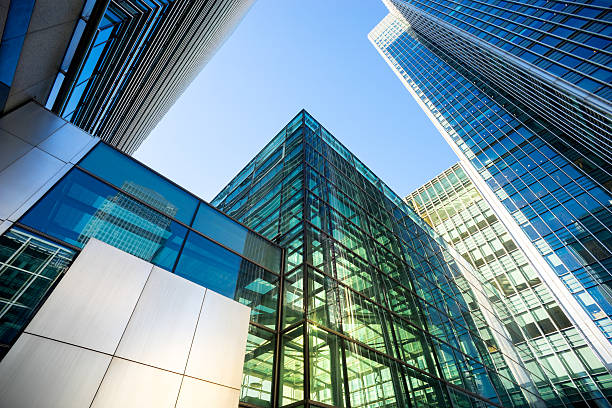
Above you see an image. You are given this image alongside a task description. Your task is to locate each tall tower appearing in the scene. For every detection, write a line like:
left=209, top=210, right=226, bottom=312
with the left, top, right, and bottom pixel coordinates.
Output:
left=408, top=162, right=612, bottom=406
left=369, top=0, right=612, bottom=378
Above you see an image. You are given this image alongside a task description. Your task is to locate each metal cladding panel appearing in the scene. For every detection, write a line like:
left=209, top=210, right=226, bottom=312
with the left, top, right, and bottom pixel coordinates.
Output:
left=0, top=333, right=111, bottom=408
left=176, top=376, right=240, bottom=408
left=90, top=358, right=183, bottom=408
left=0, top=103, right=98, bottom=225
left=0, top=102, right=66, bottom=145
left=37, top=123, right=96, bottom=162
left=0, top=129, right=30, bottom=172
left=0, top=146, right=65, bottom=220
left=185, top=290, right=251, bottom=389
left=116, top=266, right=206, bottom=374
left=25, top=239, right=153, bottom=354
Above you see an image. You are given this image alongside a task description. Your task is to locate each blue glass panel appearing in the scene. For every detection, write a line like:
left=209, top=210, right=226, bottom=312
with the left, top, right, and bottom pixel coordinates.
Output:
left=174, top=231, right=279, bottom=325
left=193, top=203, right=281, bottom=273
left=78, top=143, right=198, bottom=223
left=1, top=0, right=35, bottom=40
left=19, top=169, right=186, bottom=270
left=174, top=231, right=242, bottom=298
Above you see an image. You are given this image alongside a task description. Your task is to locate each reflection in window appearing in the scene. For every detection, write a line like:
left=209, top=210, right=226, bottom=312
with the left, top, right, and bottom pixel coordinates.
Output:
left=78, top=143, right=198, bottom=223
left=19, top=169, right=186, bottom=271
left=241, top=325, right=275, bottom=407
left=193, top=203, right=281, bottom=273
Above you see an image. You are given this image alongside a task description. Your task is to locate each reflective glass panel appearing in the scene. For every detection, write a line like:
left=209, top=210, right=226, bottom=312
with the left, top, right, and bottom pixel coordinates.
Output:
left=192, top=203, right=281, bottom=273
left=78, top=143, right=198, bottom=223
left=19, top=169, right=186, bottom=270
left=241, top=325, right=275, bottom=407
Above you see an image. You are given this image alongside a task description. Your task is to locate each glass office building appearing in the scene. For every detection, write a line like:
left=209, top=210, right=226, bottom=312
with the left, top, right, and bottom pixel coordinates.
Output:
left=370, top=2, right=612, bottom=352
left=0, top=140, right=282, bottom=366
left=407, top=162, right=611, bottom=406
left=0, top=0, right=253, bottom=153
left=210, top=110, right=583, bottom=408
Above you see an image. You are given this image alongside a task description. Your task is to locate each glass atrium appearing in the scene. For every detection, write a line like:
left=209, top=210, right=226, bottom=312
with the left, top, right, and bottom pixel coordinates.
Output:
left=213, top=110, right=554, bottom=408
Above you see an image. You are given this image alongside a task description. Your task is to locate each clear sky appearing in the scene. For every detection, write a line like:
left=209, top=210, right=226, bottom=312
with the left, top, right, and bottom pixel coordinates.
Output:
left=134, top=0, right=457, bottom=201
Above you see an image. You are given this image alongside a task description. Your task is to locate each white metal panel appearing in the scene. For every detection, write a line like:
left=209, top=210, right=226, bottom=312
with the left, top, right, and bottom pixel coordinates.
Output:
left=185, top=290, right=250, bottom=389
left=116, top=266, right=205, bottom=373
left=0, top=102, right=65, bottom=145
left=0, top=219, right=12, bottom=235
left=69, top=137, right=99, bottom=164
left=91, top=357, right=182, bottom=408
left=0, top=146, right=64, bottom=220
left=0, top=129, right=31, bottom=172
left=25, top=239, right=152, bottom=354
left=6, top=161, right=72, bottom=222
left=0, top=333, right=111, bottom=408
left=37, top=123, right=95, bottom=162
left=175, top=377, right=240, bottom=408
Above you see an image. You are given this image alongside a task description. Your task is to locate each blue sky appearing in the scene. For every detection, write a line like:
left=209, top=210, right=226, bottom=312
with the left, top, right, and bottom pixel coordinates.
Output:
left=135, top=0, right=456, bottom=201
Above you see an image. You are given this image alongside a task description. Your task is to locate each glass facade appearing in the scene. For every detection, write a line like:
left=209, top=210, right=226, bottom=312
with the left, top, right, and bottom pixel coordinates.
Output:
left=382, top=0, right=611, bottom=170
left=385, top=0, right=611, bottom=98
left=211, top=110, right=567, bottom=407
left=0, top=141, right=281, bottom=361
left=0, top=228, right=76, bottom=356
left=407, top=163, right=611, bottom=406
left=370, top=8, right=612, bottom=348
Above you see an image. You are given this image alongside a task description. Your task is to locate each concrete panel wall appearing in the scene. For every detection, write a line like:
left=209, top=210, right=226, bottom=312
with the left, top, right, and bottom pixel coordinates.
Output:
left=0, top=102, right=97, bottom=235
left=0, top=238, right=251, bottom=408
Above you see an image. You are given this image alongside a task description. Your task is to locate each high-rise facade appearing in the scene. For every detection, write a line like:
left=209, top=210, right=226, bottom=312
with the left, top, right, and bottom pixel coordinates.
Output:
left=0, top=0, right=253, bottom=153
left=408, top=162, right=612, bottom=406
left=210, top=109, right=602, bottom=408
left=369, top=0, right=612, bottom=367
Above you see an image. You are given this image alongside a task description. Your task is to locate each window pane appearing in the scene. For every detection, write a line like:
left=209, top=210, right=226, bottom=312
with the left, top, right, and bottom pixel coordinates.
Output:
left=174, top=230, right=279, bottom=318
left=279, top=326, right=305, bottom=406
left=241, top=325, right=275, bottom=407
left=19, top=169, right=186, bottom=270
left=0, top=228, right=76, bottom=355
left=174, top=231, right=242, bottom=298
left=78, top=143, right=198, bottom=223
left=193, top=202, right=281, bottom=273
left=309, top=325, right=346, bottom=406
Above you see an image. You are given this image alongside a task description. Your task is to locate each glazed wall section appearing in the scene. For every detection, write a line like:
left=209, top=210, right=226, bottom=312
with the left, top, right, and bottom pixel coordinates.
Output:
left=407, top=163, right=612, bottom=406
left=212, top=111, right=551, bottom=408
left=369, top=12, right=612, bottom=350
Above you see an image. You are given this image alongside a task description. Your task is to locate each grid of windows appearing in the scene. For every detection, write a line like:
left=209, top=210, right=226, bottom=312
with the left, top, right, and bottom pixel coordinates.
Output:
left=0, top=228, right=76, bottom=357
left=212, top=111, right=557, bottom=408
left=384, top=0, right=611, bottom=175
left=407, top=163, right=611, bottom=406
left=388, top=0, right=612, bottom=98
left=370, top=13, right=612, bottom=347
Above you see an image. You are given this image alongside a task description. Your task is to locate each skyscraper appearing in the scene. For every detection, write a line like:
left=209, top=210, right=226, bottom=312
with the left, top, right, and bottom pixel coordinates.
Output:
left=212, top=109, right=589, bottom=407
left=0, top=0, right=253, bottom=153
left=408, top=162, right=611, bottom=406
left=370, top=0, right=612, bottom=369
